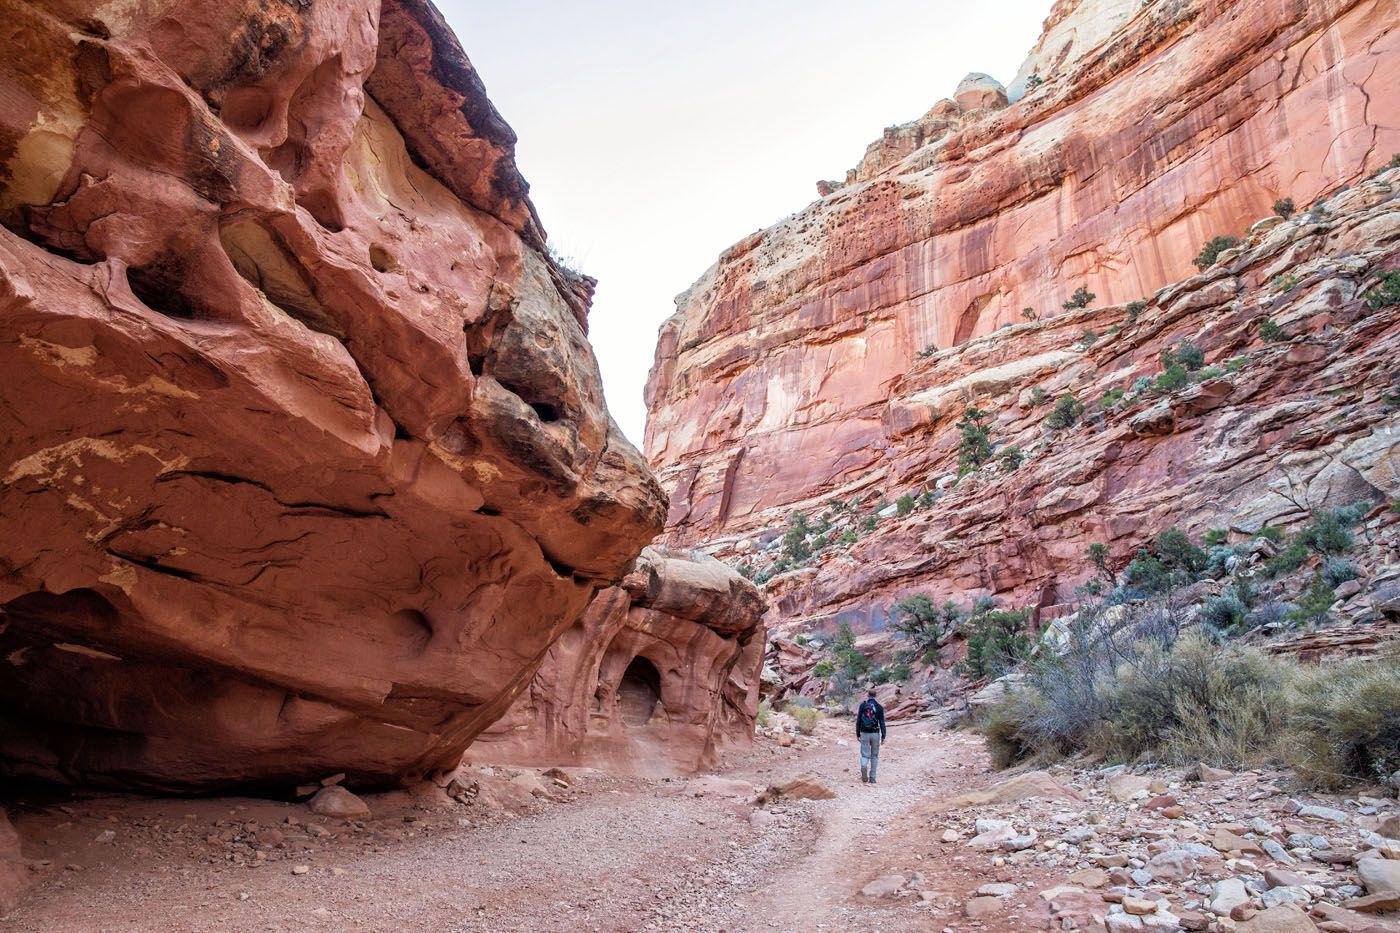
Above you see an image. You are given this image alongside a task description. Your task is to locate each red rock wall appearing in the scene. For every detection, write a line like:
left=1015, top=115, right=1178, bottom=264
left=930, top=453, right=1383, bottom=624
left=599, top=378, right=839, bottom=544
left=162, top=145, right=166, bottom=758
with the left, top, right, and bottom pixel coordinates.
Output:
left=477, top=547, right=766, bottom=775
left=646, top=0, right=1400, bottom=546
left=0, top=0, right=664, bottom=792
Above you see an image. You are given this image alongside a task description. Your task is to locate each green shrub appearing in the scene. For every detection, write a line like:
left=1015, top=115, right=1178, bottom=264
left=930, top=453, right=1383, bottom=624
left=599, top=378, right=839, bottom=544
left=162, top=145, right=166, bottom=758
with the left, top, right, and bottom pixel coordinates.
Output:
left=1079, top=328, right=1099, bottom=348
left=1125, top=300, right=1148, bottom=322
left=756, top=699, right=772, bottom=728
left=889, top=594, right=961, bottom=659
left=832, top=621, right=871, bottom=678
left=1200, top=591, right=1249, bottom=631
left=999, top=446, right=1024, bottom=473
left=1025, top=74, right=1044, bottom=90
left=957, top=406, right=994, bottom=472
left=1302, top=502, right=1369, bottom=555
left=791, top=705, right=822, bottom=735
left=1385, top=375, right=1400, bottom=410
left=783, top=513, right=812, bottom=563
left=961, top=607, right=1031, bottom=680
left=896, top=494, right=915, bottom=516
left=1273, top=197, right=1295, bottom=219
left=1063, top=286, right=1096, bottom=310
left=836, top=530, right=858, bottom=546
left=1272, top=273, right=1299, bottom=292
left=1029, top=386, right=1048, bottom=407
left=1122, top=528, right=1207, bottom=594
left=812, top=660, right=834, bottom=678
left=917, top=343, right=940, bottom=359
left=862, top=515, right=877, bottom=533
left=916, top=491, right=936, bottom=509
left=1021, top=306, right=1039, bottom=322
left=1164, top=342, right=1206, bottom=372
left=1193, top=235, right=1242, bottom=271
left=1365, top=271, right=1400, bottom=310
left=1203, top=528, right=1229, bottom=547
left=1154, top=363, right=1189, bottom=393
left=1100, top=389, right=1125, bottom=408
left=1044, top=393, right=1084, bottom=430
left=1287, top=643, right=1400, bottom=788
left=1258, top=318, right=1288, bottom=342
left=1286, top=574, right=1337, bottom=628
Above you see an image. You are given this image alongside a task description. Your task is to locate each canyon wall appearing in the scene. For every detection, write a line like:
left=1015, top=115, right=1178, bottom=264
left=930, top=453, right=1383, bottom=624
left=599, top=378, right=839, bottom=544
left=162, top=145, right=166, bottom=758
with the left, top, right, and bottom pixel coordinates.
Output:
left=0, top=0, right=668, bottom=792
left=478, top=547, right=766, bottom=775
left=646, top=0, right=1400, bottom=553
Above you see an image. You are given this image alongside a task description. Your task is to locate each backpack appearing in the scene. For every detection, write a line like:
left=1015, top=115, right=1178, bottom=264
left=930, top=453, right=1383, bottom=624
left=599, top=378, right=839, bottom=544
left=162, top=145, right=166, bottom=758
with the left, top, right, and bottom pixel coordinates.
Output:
left=857, top=699, right=880, bottom=733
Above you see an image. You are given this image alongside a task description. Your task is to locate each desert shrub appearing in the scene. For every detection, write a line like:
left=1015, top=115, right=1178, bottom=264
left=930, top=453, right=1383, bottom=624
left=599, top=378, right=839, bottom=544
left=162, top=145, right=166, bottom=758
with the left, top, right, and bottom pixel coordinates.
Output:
left=1154, top=363, right=1189, bottom=393
left=1200, top=590, right=1249, bottom=632
left=794, top=633, right=812, bottom=646
left=957, top=407, right=993, bottom=472
left=1364, top=271, right=1400, bottom=310
left=1193, top=235, right=1241, bottom=271
left=832, top=621, right=871, bottom=678
left=1079, top=328, right=1099, bottom=348
left=984, top=603, right=1294, bottom=768
left=835, top=530, right=858, bottom=546
left=1287, top=643, right=1400, bottom=787
left=1258, top=318, right=1288, bottom=342
left=1100, top=389, right=1125, bottom=408
left=961, top=607, right=1032, bottom=679
left=917, top=490, right=936, bottom=509
left=1203, top=527, right=1229, bottom=547
left=1022, top=306, right=1039, bottom=321
left=1285, top=574, right=1337, bottom=628
left=783, top=513, right=812, bottom=563
left=811, top=660, right=834, bottom=678
left=1322, top=557, right=1358, bottom=588
left=1063, top=286, right=1096, bottom=310
left=861, top=515, right=877, bottom=533
left=1162, top=342, right=1205, bottom=372
left=896, top=494, right=915, bottom=516
left=1044, top=393, right=1085, bottom=430
left=1131, top=376, right=1153, bottom=395
left=1122, top=528, right=1207, bottom=594
left=1273, top=197, right=1295, bottom=219
left=917, top=343, right=940, bottom=359
left=791, top=705, right=822, bottom=735
left=1125, top=299, right=1148, bottom=322
left=1272, top=273, right=1299, bottom=292
left=756, top=699, right=772, bottom=728
left=1385, top=376, right=1400, bottom=410
left=1025, top=74, right=1044, bottom=90
left=871, top=659, right=914, bottom=685
left=1301, top=502, right=1369, bottom=555
left=999, top=446, right=1024, bottom=473
left=889, top=594, right=960, bottom=659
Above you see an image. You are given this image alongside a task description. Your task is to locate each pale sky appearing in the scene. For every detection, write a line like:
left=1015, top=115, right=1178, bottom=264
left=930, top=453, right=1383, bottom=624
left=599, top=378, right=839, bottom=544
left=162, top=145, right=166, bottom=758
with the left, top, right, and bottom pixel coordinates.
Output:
left=446, top=1, right=1051, bottom=445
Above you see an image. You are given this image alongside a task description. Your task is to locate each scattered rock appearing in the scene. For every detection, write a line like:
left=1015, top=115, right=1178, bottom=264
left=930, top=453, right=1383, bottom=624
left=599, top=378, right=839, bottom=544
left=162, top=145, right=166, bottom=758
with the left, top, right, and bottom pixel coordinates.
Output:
left=861, top=874, right=906, bottom=898
left=964, top=895, right=1008, bottom=918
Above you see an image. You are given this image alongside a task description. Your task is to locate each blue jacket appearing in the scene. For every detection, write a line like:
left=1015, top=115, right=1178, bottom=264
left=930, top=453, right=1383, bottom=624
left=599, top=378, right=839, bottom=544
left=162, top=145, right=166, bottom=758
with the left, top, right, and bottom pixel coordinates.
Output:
left=855, top=698, right=886, bottom=739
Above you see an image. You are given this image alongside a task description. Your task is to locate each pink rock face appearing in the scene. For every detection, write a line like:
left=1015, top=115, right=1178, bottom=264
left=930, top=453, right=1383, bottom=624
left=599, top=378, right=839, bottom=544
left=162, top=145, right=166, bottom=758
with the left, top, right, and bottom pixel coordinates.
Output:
left=0, top=0, right=664, bottom=792
left=477, top=548, right=766, bottom=776
left=646, top=0, right=1400, bottom=547
left=680, top=169, right=1400, bottom=632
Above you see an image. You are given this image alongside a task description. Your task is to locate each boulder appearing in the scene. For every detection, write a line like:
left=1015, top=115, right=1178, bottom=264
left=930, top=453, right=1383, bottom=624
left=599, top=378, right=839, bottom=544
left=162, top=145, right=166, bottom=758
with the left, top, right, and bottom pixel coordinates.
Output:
left=953, top=72, right=1009, bottom=111
left=861, top=874, right=906, bottom=898
left=1234, top=905, right=1320, bottom=932
left=945, top=770, right=1083, bottom=808
left=308, top=786, right=371, bottom=820
left=0, top=0, right=665, bottom=792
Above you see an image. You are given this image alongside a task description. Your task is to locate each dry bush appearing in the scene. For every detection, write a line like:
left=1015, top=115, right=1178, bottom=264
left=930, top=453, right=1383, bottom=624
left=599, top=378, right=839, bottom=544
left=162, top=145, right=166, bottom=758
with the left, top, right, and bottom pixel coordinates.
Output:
left=1286, top=643, right=1400, bottom=788
left=790, top=705, right=822, bottom=735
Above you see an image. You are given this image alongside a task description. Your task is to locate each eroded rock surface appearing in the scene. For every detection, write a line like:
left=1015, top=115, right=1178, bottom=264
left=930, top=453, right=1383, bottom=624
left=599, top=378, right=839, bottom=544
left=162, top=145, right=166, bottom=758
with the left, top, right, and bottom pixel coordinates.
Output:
left=478, top=547, right=765, bottom=775
left=647, top=0, right=1400, bottom=549
left=0, top=0, right=664, bottom=792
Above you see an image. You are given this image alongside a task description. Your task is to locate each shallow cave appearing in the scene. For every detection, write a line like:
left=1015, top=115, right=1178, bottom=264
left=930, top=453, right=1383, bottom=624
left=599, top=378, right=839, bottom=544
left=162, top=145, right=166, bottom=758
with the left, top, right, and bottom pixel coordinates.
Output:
left=616, top=656, right=662, bottom=728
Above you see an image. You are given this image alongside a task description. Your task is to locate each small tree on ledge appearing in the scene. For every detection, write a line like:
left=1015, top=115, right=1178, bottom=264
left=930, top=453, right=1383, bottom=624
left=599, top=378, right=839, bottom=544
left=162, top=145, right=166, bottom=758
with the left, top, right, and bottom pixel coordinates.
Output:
left=1063, top=287, right=1096, bottom=310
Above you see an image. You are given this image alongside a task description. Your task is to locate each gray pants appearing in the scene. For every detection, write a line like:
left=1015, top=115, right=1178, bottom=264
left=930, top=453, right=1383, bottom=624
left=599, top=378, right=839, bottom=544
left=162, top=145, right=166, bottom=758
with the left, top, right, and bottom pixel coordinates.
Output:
left=859, top=731, right=881, bottom=780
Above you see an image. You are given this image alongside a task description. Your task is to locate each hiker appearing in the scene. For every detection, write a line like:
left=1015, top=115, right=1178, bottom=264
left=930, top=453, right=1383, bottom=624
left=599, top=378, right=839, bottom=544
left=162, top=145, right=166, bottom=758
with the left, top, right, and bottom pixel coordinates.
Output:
left=855, top=687, right=887, bottom=784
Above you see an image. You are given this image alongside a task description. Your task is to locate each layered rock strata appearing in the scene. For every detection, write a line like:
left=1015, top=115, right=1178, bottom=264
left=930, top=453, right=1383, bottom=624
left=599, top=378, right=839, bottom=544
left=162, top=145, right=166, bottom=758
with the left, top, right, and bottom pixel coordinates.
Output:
left=478, top=547, right=766, bottom=775
left=647, top=0, right=1400, bottom=551
left=0, top=0, right=665, bottom=792
left=718, top=168, right=1400, bottom=631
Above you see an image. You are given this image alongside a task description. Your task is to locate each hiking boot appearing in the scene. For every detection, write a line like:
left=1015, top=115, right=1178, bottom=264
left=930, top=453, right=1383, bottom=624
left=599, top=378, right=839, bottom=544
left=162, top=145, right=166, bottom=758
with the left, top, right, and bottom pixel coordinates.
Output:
left=860, top=767, right=868, bottom=783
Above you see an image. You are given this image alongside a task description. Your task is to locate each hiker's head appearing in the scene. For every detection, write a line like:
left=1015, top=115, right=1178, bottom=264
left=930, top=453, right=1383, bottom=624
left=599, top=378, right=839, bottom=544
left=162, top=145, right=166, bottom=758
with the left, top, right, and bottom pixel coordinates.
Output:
left=867, top=688, right=877, bottom=698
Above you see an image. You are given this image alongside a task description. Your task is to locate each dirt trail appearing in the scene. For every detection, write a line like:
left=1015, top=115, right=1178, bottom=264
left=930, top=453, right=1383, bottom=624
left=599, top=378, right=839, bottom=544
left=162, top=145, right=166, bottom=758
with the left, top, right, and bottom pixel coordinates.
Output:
left=3, top=719, right=997, bottom=932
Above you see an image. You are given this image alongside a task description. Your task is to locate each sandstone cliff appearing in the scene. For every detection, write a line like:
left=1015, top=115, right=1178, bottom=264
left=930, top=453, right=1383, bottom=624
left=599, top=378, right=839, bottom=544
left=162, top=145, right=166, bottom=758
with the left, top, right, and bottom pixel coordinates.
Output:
left=0, top=0, right=666, bottom=792
left=647, top=0, right=1399, bottom=550
left=478, top=547, right=766, bottom=775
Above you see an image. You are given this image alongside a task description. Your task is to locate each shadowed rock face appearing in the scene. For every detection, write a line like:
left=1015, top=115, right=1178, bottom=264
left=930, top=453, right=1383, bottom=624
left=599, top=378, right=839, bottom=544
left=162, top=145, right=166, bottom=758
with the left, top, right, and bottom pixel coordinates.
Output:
left=646, top=0, right=1400, bottom=547
left=0, top=0, right=665, bottom=792
left=477, top=548, right=766, bottom=776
